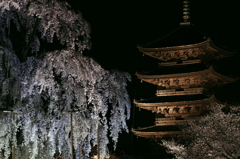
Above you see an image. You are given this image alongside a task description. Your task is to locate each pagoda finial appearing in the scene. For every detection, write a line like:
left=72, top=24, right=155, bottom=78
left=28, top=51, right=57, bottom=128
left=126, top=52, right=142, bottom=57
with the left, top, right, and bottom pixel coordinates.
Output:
left=180, top=0, right=191, bottom=26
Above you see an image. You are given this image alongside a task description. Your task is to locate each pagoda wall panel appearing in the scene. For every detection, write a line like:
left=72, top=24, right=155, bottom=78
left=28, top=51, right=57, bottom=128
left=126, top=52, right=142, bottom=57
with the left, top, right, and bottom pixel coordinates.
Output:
left=142, top=47, right=205, bottom=61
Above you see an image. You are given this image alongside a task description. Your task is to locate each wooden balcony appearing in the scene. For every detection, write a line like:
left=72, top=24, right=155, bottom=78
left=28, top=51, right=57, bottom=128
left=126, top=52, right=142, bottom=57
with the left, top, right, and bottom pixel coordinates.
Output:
left=155, top=117, right=198, bottom=126
left=158, top=59, right=201, bottom=67
left=156, top=87, right=204, bottom=96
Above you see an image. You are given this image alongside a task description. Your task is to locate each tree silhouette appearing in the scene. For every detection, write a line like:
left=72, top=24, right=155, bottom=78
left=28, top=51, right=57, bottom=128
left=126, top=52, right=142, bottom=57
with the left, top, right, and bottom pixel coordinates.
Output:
left=0, top=0, right=131, bottom=158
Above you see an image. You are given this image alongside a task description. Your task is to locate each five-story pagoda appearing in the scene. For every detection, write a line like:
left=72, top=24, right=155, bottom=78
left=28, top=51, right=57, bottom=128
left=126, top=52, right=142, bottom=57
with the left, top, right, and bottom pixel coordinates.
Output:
left=132, top=0, right=237, bottom=139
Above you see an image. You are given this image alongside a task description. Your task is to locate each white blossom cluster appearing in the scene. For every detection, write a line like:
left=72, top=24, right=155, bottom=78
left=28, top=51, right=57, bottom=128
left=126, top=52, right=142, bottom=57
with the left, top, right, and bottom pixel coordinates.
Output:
left=162, top=103, right=240, bottom=159
left=0, top=0, right=91, bottom=54
left=0, top=1, right=131, bottom=159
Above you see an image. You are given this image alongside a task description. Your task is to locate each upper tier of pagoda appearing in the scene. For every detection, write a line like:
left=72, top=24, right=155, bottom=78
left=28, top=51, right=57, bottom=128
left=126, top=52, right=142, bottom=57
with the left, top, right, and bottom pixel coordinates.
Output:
left=137, top=25, right=235, bottom=61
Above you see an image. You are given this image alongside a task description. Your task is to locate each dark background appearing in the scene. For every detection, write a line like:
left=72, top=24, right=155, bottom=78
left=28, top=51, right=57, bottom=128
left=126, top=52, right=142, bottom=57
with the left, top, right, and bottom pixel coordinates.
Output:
left=66, top=1, right=240, bottom=158
left=71, top=0, right=239, bottom=72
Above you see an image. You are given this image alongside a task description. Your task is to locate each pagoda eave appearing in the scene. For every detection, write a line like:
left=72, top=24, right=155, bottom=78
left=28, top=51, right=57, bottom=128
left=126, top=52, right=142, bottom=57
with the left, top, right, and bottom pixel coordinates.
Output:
left=134, top=95, right=214, bottom=106
left=132, top=127, right=182, bottom=139
left=207, top=40, right=236, bottom=56
left=137, top=38, right=235, bottom=61
left=138, top=38, right=209, bottom=52
left=136, top=67, right=210, bottom=79
left=136, top=66, right=236, bottom=87
left=134, top=95, right=216, bottom=113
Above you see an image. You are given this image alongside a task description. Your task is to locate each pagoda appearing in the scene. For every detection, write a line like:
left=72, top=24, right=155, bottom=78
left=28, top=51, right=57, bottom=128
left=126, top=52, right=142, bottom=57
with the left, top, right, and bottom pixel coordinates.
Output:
left=132, top=0, right=237, bottom=139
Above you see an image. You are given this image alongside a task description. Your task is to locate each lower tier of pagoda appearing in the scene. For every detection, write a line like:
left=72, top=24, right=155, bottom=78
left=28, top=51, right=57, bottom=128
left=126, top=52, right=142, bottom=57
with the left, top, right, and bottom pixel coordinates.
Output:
left=132, top=116, right=208, bottom=139
left=134, top=94, right=217, bottom=115
left=132, top=95, right=226, bottom=139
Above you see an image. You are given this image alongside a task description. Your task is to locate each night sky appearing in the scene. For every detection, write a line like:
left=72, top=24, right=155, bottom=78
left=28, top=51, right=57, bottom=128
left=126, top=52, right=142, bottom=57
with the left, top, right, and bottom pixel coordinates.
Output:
left=67, top=0, right=239, bottom=72
left=67, top=0, right=239, bottom=157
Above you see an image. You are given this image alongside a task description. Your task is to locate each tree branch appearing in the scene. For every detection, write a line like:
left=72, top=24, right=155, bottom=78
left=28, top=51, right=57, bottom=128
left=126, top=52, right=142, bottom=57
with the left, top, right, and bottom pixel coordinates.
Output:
left=22, top=17, right=40, bottom=61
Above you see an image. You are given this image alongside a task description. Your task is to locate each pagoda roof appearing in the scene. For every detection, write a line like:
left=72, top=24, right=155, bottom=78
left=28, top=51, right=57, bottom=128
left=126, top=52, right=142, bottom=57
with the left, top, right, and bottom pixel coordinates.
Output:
left=137, top=27, right=236, bottom=61
left=140, top=25, right=206, bottom=48
left=138, top=25, right=234, bottom=52
left=135, top=94, right=207, bottom=104
left=138, top=37, right=235, bottom=53
left=136, top=66, right=236, bottom=87
left=134, top=95, right=223, bottom=115
left=132, top=125, right=181, bottom=138
left=134, top=94, right=213, bottom=107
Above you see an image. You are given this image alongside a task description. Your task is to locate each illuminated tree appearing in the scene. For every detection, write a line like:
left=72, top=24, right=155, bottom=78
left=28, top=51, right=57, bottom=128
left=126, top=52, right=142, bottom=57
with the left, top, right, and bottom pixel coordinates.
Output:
left=162, top=103, right=240, bottom=159
left=0, top=0, right=131, bottom=159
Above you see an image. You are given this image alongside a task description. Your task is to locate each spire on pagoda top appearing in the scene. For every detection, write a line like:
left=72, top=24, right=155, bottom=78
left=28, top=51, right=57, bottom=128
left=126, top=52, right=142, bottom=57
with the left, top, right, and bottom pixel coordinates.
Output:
left=180, top=0, right=191, bottom=26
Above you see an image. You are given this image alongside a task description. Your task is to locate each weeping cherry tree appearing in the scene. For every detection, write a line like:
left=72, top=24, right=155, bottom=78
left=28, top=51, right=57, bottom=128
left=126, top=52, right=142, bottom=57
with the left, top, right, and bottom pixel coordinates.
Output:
left=0, top=0, right=131, bottom=158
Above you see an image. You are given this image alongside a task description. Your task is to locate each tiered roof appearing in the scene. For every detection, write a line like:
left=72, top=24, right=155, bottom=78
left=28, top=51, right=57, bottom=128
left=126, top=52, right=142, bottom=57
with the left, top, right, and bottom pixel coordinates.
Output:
left=132, top=1, right=236, bottom=139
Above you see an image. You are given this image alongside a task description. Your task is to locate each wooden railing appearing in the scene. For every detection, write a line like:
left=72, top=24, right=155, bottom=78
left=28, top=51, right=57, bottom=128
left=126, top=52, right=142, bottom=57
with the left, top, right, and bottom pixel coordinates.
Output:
left=158, top=59, right=201, bottom=66
left=155, top=117, right=198, bottom=125
left=156, top=87, right=203, bottom=96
